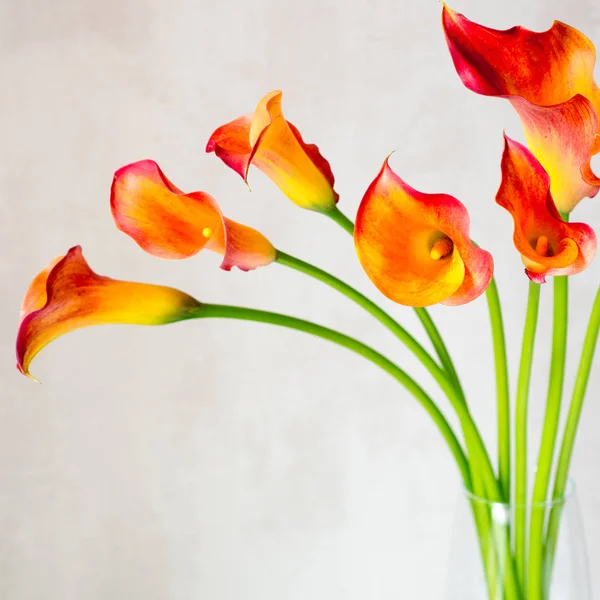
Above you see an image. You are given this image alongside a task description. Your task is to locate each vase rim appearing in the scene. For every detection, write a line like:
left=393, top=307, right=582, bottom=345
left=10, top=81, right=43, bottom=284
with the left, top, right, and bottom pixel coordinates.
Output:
left=462, top=479, right=575, bottom=508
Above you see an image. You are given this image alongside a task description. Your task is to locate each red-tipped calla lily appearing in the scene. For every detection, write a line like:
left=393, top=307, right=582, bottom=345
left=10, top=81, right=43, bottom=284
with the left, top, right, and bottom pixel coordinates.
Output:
left=16, top=246, right=203, bottom=380
left=111, top=160, right=276, bottom=271
left=497, top=136, right=597, bottom=282
left=355, top=157, right=493, bottom=307
left=206, top=90, right=339, bottom=212
left=442, top=5, right=600, bottom=213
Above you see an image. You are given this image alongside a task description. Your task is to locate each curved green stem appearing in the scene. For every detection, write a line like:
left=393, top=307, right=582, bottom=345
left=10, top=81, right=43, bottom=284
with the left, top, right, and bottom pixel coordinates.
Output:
left=544, top=285, right=600, bottom=581
left=414, top=307, right=463, bottom=394
left=276, top=249, right=498, bottom=494
left=486, top=278, right=511, bottom=502
left=276, top=250, right=461, bottom=407
left=527, top=275, right=569, bottom=600
left=326, top=206, right=355, bottom=235
left=195, top=303, right=471, bottom=485
left=514, top=281, right=542, bottom=589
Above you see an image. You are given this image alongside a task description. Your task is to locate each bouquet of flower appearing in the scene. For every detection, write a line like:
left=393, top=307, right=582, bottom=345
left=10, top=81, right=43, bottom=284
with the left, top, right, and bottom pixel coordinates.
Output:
left=15, top=6, right=600, bottom=600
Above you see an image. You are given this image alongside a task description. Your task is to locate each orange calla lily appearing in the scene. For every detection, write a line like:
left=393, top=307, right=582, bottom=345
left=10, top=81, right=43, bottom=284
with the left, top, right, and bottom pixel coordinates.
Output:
left=355, top=157, right=493, bottom=307
left=111, top=160, right=276, bottom=271
left=206, top=90, right=339, bottom=212
left=442, top=5, right=600, bottom=213
left=497, top=135, right=597, bottom=282
left=16, top=246, right=203, bottom=380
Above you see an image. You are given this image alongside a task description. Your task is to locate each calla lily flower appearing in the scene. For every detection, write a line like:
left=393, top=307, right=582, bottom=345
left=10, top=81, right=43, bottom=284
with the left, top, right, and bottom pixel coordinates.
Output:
left=16, top=246, right=203, bottom=380
left=206, top=90, right=339, bottom=212
left=442, top=5, right=600, bottom=213
left=111, top=160, right=276, bottom=271
left=497, top=136, right=597, bottom=283
left=354, top=157, right=493, bottom=307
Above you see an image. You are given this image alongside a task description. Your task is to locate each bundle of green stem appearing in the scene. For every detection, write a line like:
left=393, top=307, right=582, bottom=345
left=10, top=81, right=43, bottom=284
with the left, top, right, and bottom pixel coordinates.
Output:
left=196, top=207, right=600, bottom=600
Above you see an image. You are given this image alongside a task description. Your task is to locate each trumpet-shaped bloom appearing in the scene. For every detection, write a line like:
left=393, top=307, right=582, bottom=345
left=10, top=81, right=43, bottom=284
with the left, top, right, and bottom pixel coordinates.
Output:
left=206, top=90, right=339, bottom=212
left=355, top=157, right=493, bottom=307
left=442, top=5, right=600, bottom=213
left=497, top=136, right=597, bottom=282
left=111, top=160, right=276, bottom=271
left=16, top=246, right=203, bottom=380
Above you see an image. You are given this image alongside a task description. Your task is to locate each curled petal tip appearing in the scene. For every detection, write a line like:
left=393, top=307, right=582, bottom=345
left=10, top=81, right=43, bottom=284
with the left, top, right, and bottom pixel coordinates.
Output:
left=206, top=114, right=254, bottom=180
left=441, top=4, right=455, bottom=18
left=526, top=270, right=547, bottom=284
left=16, top=360, right=40, bottom=383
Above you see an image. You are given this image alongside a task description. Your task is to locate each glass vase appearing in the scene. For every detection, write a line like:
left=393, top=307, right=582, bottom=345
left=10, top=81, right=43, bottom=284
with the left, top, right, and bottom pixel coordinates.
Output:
left=446, top=483, right=590, bottom=599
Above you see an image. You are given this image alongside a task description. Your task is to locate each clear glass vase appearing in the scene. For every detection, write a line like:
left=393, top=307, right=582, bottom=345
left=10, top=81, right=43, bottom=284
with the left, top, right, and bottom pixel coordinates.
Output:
left=446, top=483, right=590, bottom=599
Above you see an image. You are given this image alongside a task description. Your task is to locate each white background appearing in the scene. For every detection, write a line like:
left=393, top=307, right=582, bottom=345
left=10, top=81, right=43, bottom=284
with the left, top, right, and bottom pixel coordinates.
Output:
left=1, top=0, right=600, bottom=598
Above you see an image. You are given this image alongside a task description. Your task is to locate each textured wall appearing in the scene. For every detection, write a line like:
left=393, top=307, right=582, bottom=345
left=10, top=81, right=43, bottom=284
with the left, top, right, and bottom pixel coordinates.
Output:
left=1, top=0, right=600, bottom=598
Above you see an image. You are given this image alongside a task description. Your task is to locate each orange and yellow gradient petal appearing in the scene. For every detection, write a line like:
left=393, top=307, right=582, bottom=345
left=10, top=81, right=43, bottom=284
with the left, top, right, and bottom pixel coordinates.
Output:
left=111, top=160, right=276, bottom=271
left=442, top=5, right=600, bottom=212
left=16, top=246, right=203, bottom=380
left=206, top=90, right=339, bottom=212
left=496, top=136, right=597, bottom=282
left=511, top=95, right=600, bottom=213
left=355, top=157, right=493, bottom=307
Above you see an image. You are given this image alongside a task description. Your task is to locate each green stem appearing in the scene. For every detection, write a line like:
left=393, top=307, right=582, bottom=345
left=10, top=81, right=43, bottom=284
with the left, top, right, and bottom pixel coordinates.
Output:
left=486, top=278, right=511, bottom=502
left=514, top=281, right=542, bottom=590
left=195, top=303, right=471, bottom=485
left=544, top=284, right=600, bottom=581
left=276, top=250, right=462, bottom=411
left=414, top=307, right=463, bottom=393
left=527, top=275, right=569, bottom=600
left=275, top=250, right=505, bottom=534
left=326, top=206, right=355, bottom=235
left=276, top=250, right=493, bottom=488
